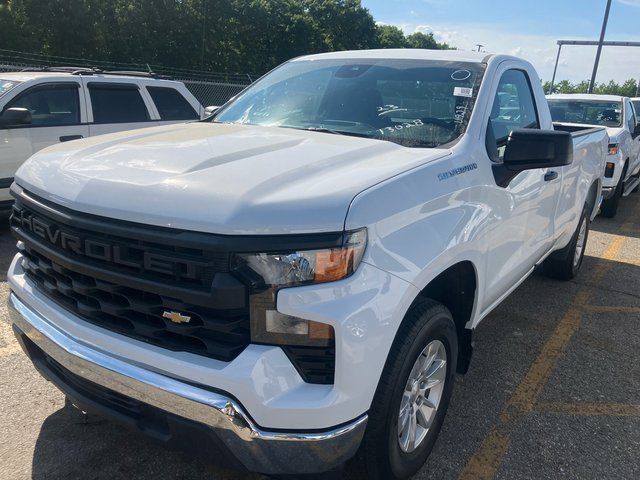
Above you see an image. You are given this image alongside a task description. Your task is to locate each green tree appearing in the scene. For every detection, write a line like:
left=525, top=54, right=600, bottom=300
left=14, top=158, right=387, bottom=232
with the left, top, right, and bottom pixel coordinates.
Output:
left=375, top=24, right=406, bottom=48
left=546, top=78, right=638, bottom=96
left=405, top=31, right=450, bottom=50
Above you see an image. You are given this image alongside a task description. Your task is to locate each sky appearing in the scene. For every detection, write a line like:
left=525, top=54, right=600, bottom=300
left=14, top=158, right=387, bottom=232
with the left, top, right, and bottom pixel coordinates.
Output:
left=362, top=0, right=640, bottom=84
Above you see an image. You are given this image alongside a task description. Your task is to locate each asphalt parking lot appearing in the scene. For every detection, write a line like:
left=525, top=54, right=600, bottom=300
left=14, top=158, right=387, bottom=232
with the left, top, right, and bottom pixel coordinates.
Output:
left=1, top=195, right=639, bottom=480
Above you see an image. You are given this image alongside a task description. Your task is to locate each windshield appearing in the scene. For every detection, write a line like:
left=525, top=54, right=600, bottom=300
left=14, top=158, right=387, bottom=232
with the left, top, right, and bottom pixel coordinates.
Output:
left=0, top=79, right=21, bottom=98
left=548, top=99, right=623, bottom=127
left=214, top=59, right=485, bottom=148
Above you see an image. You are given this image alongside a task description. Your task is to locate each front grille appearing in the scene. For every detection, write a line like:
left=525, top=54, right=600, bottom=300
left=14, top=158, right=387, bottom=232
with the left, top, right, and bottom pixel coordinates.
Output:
left=11, top=191, right=251, bottom=362
left=21, top=248, right=249, bottom=361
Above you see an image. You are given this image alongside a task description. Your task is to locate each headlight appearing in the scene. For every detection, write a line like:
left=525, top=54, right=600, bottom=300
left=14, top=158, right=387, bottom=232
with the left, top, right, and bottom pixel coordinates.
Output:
left=608, top=143, right=619, bottom=155
left=233, top=228, right=367, bottom=289
left=232, top=228, right=367, bottom=346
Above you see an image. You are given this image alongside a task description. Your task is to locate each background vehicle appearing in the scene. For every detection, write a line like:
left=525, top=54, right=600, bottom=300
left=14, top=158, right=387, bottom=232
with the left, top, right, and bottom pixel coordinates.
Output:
left=548, top=94, right=640, bottom=217
left=9, top=50, right=606, bottom=479
left=0, top=68, right=207, bottom=213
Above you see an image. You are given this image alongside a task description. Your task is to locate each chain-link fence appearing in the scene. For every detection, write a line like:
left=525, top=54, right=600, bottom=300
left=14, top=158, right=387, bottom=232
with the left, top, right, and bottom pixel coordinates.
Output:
left=0, top=49, right=254, bottom=107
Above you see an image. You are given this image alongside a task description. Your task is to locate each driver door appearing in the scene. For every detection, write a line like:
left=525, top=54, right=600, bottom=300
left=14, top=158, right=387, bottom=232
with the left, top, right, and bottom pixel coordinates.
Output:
left=482, top=67, right=562, bottom=308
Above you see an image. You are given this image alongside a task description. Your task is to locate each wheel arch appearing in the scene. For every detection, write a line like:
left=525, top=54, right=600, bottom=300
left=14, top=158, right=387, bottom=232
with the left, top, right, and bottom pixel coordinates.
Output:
left=586, top=177, right=601, bottom=220
left=403, top=261, right=478, bottom=374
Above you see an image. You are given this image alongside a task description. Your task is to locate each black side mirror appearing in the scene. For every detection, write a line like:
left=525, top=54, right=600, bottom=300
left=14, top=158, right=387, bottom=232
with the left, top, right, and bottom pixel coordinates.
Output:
left=0, top=107, right=32, bottom=127
left=493, top=128, right=573, bottom=187
left=634, top=123, right=640, bottom=137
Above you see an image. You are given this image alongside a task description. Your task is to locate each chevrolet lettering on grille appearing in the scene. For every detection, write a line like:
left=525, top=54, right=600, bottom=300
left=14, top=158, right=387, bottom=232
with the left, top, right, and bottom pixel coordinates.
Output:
left=13, top=206, right=205, bottom=280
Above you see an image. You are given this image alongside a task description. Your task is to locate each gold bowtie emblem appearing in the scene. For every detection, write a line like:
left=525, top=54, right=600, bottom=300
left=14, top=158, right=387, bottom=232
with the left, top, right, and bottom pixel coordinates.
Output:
left=162, top=311, right=191, bottom=324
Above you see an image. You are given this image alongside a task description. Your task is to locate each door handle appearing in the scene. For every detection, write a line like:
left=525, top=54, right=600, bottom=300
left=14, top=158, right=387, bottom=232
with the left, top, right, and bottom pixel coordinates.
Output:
left=59, top=135, right=83, bottom=142
left=544, top=171, right=559, bottom=182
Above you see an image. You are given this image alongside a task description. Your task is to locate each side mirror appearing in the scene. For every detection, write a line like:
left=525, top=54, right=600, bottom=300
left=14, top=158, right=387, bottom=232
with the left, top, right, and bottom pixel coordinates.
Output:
left=0, top=107, right=32, bottom=127
left=493, top=128, right=573, bottom=187
left=204, top=106, right=220, bottom=117
left=634, top=123, right=640, bottom=137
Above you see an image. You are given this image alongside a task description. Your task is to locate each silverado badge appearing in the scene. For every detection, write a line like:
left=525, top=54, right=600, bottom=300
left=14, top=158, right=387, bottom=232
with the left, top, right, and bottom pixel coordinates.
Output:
left=162, top=311, right=191, bottom=324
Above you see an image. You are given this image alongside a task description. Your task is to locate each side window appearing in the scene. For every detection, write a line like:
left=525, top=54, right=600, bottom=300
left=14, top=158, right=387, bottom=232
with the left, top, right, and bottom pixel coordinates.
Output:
left=5, top=83, right=80, bottom=127
left=625, top=101, right=636, bottom=133
left=486, top=69, right=539, bottom=160
left=88, top=84, right=149, bottom=124
left=147, top=87, right=198, bottom=120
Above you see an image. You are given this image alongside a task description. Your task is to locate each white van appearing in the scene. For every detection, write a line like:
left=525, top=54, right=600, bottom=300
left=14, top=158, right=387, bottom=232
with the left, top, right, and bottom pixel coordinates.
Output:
left=0, top=68, right=206, bottom=212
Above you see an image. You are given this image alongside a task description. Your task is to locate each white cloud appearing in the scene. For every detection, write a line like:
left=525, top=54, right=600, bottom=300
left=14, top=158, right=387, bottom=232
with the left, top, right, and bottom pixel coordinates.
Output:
left=396, top=22, right=640, bottom=83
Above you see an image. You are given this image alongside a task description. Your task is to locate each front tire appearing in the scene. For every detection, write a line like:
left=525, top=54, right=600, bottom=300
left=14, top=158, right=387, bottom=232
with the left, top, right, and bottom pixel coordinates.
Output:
left=601, top=164, right=627, bottom=218
left=352, top=300, right=457, bottom=480
left=543, top=203, right=590, bottom=280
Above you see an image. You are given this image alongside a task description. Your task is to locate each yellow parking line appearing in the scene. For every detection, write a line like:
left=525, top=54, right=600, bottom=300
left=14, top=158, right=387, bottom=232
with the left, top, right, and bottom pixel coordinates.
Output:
left=458, top=430, right=510, bottom=480
left=537, top=402, right=640, bottom=417
left=458, top=222, right=629, bottom=480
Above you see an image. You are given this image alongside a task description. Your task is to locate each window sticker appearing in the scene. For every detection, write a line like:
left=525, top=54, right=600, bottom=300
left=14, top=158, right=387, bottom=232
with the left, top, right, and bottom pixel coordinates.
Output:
left=453, top=86, right=473, bottom=98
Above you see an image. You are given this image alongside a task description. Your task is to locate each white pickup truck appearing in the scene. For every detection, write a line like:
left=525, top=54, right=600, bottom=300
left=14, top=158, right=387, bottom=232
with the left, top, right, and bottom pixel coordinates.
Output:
left=547, top=94, right=640, bottom=217
left=8, top=50, right=607, bottom=479
left=0, top=68, right=206, bottom=214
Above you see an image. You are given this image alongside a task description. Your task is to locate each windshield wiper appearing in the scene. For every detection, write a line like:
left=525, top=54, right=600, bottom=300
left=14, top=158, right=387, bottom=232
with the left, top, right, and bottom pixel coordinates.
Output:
left=303, top=126, right=372, bottom=139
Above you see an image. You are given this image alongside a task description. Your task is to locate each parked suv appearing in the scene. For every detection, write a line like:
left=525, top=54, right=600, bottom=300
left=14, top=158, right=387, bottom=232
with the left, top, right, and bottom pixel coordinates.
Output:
left=548, top=94, right=640, bottom=217
left=0, top=68, right=206, bottom=213
left=9, top=50, right=606, bottom=479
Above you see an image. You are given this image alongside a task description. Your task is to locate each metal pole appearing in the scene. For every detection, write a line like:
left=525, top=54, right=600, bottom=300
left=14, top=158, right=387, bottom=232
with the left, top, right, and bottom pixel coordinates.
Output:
left=200, top=0, right=207, bottom=69
left=588, top=0, right=612, bottom=93
left=636, top=78, right=640, bottom=97
left=549, top=43, right=562, bottom=94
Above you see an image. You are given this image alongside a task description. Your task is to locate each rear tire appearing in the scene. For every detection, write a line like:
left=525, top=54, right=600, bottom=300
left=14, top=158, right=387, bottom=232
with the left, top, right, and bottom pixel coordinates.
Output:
left=351, top=299, right=457, bottom=480
left=543, top=203, right=590, bottom=281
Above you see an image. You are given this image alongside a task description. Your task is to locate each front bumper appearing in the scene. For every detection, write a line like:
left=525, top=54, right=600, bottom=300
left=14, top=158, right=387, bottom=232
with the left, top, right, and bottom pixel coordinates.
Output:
left=8, top=292, right=367, bottom=475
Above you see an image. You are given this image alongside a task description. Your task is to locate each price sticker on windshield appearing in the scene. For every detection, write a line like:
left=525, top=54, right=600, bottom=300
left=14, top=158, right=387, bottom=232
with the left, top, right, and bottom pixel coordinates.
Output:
left=453, top=86, right=473, bottom=98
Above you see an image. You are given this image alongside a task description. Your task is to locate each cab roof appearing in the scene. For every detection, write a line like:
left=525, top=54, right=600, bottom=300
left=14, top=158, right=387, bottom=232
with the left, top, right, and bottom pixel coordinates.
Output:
left=293, top=49, right=492, bottom=64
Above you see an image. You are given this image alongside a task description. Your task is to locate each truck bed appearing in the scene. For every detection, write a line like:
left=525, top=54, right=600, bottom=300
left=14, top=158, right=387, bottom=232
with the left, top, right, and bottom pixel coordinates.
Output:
left=553, top=122, right=607, bottom=137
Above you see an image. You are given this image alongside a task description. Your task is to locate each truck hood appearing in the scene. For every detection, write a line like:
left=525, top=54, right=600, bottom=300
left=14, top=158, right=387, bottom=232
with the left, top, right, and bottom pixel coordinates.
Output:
left=603, top=127, right=625, bottom=144
left=16, top=123, right=449, bottom=234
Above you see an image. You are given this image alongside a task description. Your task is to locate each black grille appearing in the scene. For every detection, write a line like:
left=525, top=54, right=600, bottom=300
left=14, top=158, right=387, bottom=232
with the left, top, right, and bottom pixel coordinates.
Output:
left=21, top=247, right=250, bottom=361
left=11, top=191, right=251, bottom=362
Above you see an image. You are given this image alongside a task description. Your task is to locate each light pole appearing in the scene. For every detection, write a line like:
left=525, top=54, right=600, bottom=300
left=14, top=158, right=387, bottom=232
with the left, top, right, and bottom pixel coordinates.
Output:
left=201, top=0, right=207, bottom=69
left=588, top=0, right=612, bottom=93
left=475, top=44, right=484, bottom=52
left=549, top=43, right=563, bottom=94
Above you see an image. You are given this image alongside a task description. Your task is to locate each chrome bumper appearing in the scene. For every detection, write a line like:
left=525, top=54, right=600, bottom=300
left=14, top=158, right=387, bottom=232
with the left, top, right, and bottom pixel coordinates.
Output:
left=9, top=292, right=367, bottom=475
